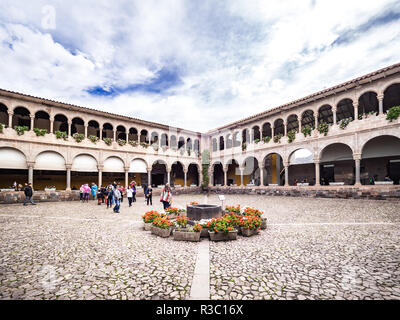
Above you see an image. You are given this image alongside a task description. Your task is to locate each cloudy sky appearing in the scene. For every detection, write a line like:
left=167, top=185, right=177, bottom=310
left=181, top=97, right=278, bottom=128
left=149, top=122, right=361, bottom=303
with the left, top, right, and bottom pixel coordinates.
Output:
left=0, top=0, right=399, bottom=132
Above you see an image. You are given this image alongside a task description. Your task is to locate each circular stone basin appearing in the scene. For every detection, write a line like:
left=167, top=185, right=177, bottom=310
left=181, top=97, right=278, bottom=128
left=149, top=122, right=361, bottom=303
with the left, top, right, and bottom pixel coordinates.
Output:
left=186, top=204, right=222, bottom=221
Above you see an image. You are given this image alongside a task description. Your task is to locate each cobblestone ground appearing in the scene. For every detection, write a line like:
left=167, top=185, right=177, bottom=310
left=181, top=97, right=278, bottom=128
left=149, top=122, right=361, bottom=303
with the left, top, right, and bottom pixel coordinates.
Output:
left=0, top=194, right=399, bottom=300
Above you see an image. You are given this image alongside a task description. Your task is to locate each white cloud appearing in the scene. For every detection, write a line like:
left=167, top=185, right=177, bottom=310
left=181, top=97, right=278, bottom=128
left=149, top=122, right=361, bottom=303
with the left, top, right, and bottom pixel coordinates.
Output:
left=0, top=0, right=399, bottom=132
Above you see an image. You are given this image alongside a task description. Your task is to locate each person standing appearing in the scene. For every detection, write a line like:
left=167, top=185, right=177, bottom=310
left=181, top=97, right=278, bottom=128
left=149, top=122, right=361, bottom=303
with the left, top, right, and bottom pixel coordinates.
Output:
left=23, top=183, right=36, bottom=206
left=160, top=184, right=172, bottom=210
left=106, top=186, right=113, bottom=209
left=91, top=183, right=98, bottom=200
left=127, top=187, right=133, bottom=207
left=113, top=186, right=121, bottom=213
left=83, top=184, right=90, bottom=202
left=145, top=185, right=153, bottom=206
left=132, top=184, right=136, bottom=202
left=79, top=184, right=85, bottom=202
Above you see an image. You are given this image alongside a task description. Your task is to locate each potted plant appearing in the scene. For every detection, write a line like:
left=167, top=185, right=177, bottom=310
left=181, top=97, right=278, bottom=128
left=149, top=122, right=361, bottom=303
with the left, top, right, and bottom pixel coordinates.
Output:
left=88, top=135, right=99, bottom=144
left=55, top=130, right=68, bottom=140
left=225, top=205, right=241, bottom=215
left=140, top=142, right=149, bottom=148
left=33, top=128, right=47, bottom=136
left=254, top=138, right=260, bottom=144
left=73, top=133, right=85, bottom=142
left=0, top=123, right=4, bottom=133
left=165, top=207, right=186, bottom=219
left=243, top=207, right=267, bottom=230
left=287, top=129, right=296, bottom=143
left=242, top=142, right=247, bottom=151
left=207, top=217, right=237, bottom=241
left=386, top=106, right=400, bottom=122
left=14, top=125, right=29, bottom=136
left=175, top=214, right=188, bottom=230
left=263, top=136, right=271, bottom=143
left=301, top=125, right=313, bottom=137
left=273, top=133, right=283, bottom=143
left=117, top=139, right=126, bottom=146
left=317, top=122, right=329, bottom=136
left=339, top=117, right=353, bottom=129
left=151, top=216, right=173, bottom=238
left=103, top=137, right=112, bottom=146
left=129, top=140, right=138, bottom=147
left=173, top=223, right=202, bottom=242
left=142, top=210, right=161, bottom=231
left=239, top=216, right=261, bottom=237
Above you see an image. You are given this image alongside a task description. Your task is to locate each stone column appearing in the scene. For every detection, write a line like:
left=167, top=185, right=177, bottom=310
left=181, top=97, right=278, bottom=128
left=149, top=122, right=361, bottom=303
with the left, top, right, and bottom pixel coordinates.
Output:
left=259, top=166, right=264, bottom=186
left=113, top=129, right=117, bottom=142
left=209, top=168, right=214, bottom=187
left=198, top=168, right=202, bottom=187
left=284, top=121, right=288, bottom=136
left=332, top=107, right=337, bottom=124
left=183, top=168, right=188, bottom=187
left=284, top=161, right=289, bottom=186
left=240, top=168, right=244, bottom=187
left=353, top=102, right=359, bottom=120
left=27, top=161, right=34, bottom=186
left=223, top=166, right=228, bottom=186
left=49, top=116, right=54, bottom=134
left=66, top=164, right=72, bottom=191
left=147, top=167, right=152, bottom=186
left=353, top=153, right=361, bottom=186
left=314, top=160, right=320, bottom=186
left=167, top=168, right=171, bottom=186
left=378, top=93, right=384, bottom=115
left=99, top=128, right=103, bottom=140
left=271, top=126, right=274, bottom=139
left=30, top=115, right=35, bottom=131
left=68, top=121, right=71, bottom=136
left=315, top=115, right=318, bottom=128
left=124, top=167, right=129, bottom=188
left=98, top=165, right=103, bottom=188
left=8, top=111, right=13, bottom=128
left=84, top=125, right=88, bottom=138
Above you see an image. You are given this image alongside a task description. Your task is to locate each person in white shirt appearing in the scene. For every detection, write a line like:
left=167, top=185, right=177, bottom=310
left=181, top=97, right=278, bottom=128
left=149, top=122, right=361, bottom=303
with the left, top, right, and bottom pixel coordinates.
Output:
left=127, top=187, right=133, bottom=207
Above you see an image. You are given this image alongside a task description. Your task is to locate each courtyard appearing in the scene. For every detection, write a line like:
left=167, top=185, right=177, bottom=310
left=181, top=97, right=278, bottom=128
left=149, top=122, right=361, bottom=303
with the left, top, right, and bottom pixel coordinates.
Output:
left=0, top=194, right=399, bottom=300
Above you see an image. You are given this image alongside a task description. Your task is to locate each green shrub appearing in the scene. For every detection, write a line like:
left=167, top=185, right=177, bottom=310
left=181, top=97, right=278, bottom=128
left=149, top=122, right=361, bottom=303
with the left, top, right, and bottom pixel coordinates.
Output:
left=103, top=137, right=112, bottom=145
left=0, top=123, right=3, bottom=133
left=263, top=136, right=271, bottom=143
left=14, top=125, right=29, bottom=136
left=33, top=128, right=47, bottom=136
left=88, top=135, right=99, bottom=143
left=73, top=133, right=85, bottom=142
left=242, top=142, right=247, bottom=151
left=287, top=129, right=296, bottom=143
left=273, top=133, right=283, bottom=143
left=129, top=140, right=138, bottom=147
left=117, top=139, right=126, bottom=146
left=317, top=122, right=329, bottom=136
left=140, top=142, right=149, bottom=148
left=301, top=125, right=313, bottom=137
left=339, top=117, right=353, bottom=129
left=55, top=130, right=68, bottom=140
left=386, top=106, right=400, bottom=122
left=254, top=138, right=260, bottom=144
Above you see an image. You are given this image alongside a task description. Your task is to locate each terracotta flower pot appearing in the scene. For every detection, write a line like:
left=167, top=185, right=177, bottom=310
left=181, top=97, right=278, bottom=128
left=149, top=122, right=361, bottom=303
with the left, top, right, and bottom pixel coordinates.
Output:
left=151, top=225, right=172, bottom=238
left=208, top=230, right=237, bottom=241
left=173, top=230, right=201, bottom=242
left=240, top=227, right=260, bottom=237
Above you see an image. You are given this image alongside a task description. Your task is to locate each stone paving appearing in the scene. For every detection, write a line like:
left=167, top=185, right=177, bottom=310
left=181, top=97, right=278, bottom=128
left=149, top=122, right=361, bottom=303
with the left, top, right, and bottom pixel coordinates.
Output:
left=0, top=194, right=399, bottom=300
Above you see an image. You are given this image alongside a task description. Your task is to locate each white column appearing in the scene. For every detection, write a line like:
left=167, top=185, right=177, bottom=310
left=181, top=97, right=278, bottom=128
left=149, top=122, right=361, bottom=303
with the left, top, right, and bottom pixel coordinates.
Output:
left=99, top=128, right=103, bottom=140
left=125, top=167, right=129, bottom=188
left=314, top=160, right=320, bottom=186
left=113, top=129, right=116, bottom=142
left=49, top=116, right=54, bottom=134
left=223, top=166, right=228, bottom=186
left=209, top=168, right=214, bottom=187
left=333, top=107, right=337, bottom=124
left=353, top=102, right=359, bottom=120
left=284, top=161, right=289, bottom=186
left=240, top=168, right=244, bottom=186
left=66, top=165, right=71, bottom=191
left=68, top=122, right=71, bottom=136
left=378, top=93, right=384, bottom=115
left=98, top=166, right=103, bottom=188
left=84, top=125, right=88, bottom=138
left=353, top=153, right=361, bottom=186
left=260, top=166, right=264, bottom=186
left=184, top=169, right=188, bottom=187
left=8, top=111, right=13, bottom=128
left=167, top=169, right=171, bottom=185
left=30, top=115, right=34, bottom=130
left=147, top=167, right=152, bottom=186
left=27, top=161, right=34, bottom=186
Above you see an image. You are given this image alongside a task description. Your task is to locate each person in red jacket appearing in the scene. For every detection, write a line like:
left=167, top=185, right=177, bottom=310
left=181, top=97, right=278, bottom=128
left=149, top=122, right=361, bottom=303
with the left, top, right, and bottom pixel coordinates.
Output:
left=160, top=184, right=172, bottom=210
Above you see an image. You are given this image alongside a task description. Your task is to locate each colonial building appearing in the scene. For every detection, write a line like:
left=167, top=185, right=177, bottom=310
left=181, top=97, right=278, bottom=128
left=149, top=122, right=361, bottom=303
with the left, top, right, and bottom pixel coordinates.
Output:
left=0, top=62, right=400, bottom=193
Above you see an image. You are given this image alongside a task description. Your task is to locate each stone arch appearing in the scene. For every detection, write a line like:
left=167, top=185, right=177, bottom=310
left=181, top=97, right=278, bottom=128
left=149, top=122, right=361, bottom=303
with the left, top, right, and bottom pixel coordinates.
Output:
left=318, top=104, right=333, bottom=125
left=288, top=148, right=315, bottom=186
left=301, top=109, right=315, bottom=129
left=161, top=133, right=169, bottom=147
left=212, top=138, right=218, bottom=152
left=233, top=132, right=241, bottom=147
left=226, top=158, right=240, bottom=186
left=140, top=129, right=149, bottom=143
left=383, top=83, right=400, bottom=113
left=252, top=125, right=260, bottom=142
left=262, top=122, right=272, bottom=140
left=262, top=152, right=284, bottom=186
left=242, top=156, right=260, bottom=186
left=12, top=106, right=31, bottom=129
left=102, top=123, right=114, bottom=140
left=128, top=127, right=138, bottom=142
left=54, top=114, right=68, bottom=133
left=319, top=143, right=354, bottom=185
left=273, top=119, right=284, bottom=136
left=33, top=110, right=50, bottom=132
left=0, top=103, right=8, bottom=125
left=336, top=98, right=354, bottom=123
left=226, top=133, right=233, bottom=149
left=0, top=147, right=28, bottom=189
left=87, top=120, right=100, bottom=138
left=358, top=91, right=378, bottom=117
left=116, top=125, right=127, bottom=141
left=171, top=161, right=185, bottom=186
left=286, top=114, right=299, bottom=133
left=219, top=136, right=225, bottom=151
left=71, top=117, right=85, bottom=135
left=151, top=159, right=168, bottom=187
left=187, top=163, right=200, bottom=186
left=212, top=161, right=224, bottom=186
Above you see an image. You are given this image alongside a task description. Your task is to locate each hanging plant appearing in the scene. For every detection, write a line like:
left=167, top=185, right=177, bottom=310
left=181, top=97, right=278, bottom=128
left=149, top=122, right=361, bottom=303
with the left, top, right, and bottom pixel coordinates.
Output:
left=317, top=122, right=329, bottom=136
left=129, top=140, right=138, bottom=147
left=386, top=106, right=400, bottom=122
left=273, top=133, right=283, bottom=143
left=242, top=142, right=247, bottom=151
left=103, top=137, right=112, bottom=146
left=339, top=117, right=353, bottom=129
left=117, top=139, right=127, bottom=146
left=73, top=133, right=85, bottom=142
left=287, top=130, right=296, bottom=143
left=55, top=130, right=68, bottom=140
left=33, top=128, right=47, bottom=136
left=14, top=125, right=29, bottom=136
left=254, top=138, right=260, bottom=144
left=140, top=142, right=149, bottom=148
left=359, top=111, right=376, bottom=120
left=0, top=123, right=4, bottom=133
left=301, top=125, right=313, bottom=137
left=263, top=136, right=271, bottom=143
left=88, top=135, right=99, bottom=144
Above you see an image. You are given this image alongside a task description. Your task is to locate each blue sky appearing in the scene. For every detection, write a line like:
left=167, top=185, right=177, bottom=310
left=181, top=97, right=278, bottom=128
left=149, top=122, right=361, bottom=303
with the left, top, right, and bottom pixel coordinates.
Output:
left=0, top=0, right=399, bottom=132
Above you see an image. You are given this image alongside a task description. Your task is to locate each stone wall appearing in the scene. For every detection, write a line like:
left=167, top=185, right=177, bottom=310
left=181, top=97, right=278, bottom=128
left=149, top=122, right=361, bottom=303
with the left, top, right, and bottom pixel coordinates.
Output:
left=209, top=186, right=400, bottom=200
left=0, top=187, right=202, bottom=204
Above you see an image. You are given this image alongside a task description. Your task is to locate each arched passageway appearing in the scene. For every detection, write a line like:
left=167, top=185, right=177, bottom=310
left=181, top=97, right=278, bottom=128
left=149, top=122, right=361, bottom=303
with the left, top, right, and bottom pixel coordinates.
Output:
left=71, top=117, right=84, bottom=135
left=288, top=149, right=315, bottom=185
left=213, top=162, right=224, bottom=186
left=383, top=83, right=400, bottom=114
left=226, top=159, right=240, bottom=186
left=0, top=147, right=28, bottom=189
left=263, top=153, right=284, bottom=186
left=171, top=162, right=184, bottom=187
left=12, top=107, right=30, bottom=129
left=34, top=151, right=67, bottom=190
left=361, top=135, right=400, bottom=185
left=320, top=143, right=354, bottom=185
left=34, top=111, right=50, bottom=132
left=151, top=161, right=167, bottom=187
left=102, top=123, right=113, bottom=140
left=0, top=103, right=8, bottom=125
left=87, top=120, right=100, bottom=138
left=187, top=164, right=199, bottom=186
left=358, top=92, right=378, bottom=117
left=243, top=157, right=260, bottom=186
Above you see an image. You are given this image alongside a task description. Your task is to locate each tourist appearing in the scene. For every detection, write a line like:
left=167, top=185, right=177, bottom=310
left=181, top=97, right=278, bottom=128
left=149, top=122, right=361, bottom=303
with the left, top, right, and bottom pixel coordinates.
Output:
left=113, top=186, right=121, bottom=213
left=119, top=185, right=125, bottom=203
left=145, top=185, right=153, bottom=206
left=160, top=184, right=172, bottom=210
left=100, top=185, right=107, bottom=203
left=13, top=181, right=17, bottom=191
left=23, top=183, right=36, bottom=206
left=79, top=184, right=85, bottom=202
left=132, top=184, right=136, bottom=202
left=106, top=186, right=113, bottom=209
left=91, top=182, right=98, bottom=200
left=83, top=184, right=90, bottom=202
left=127, top=187, right=133, bottom=207
left=143, top=184, right=148, bottom=203
left=384, top=175, right=392, bottom=182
